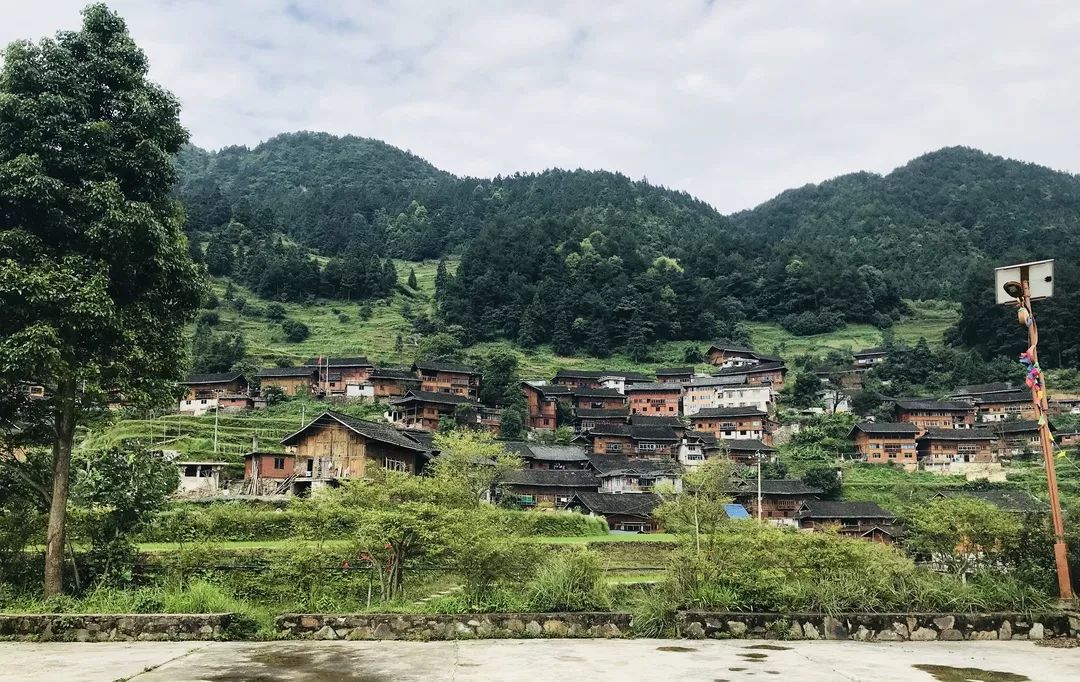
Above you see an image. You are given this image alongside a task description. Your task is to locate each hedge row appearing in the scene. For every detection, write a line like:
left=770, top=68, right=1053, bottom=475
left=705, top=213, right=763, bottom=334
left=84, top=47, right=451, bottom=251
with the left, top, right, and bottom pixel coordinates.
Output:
left=137, top=503, right=608, bottom=543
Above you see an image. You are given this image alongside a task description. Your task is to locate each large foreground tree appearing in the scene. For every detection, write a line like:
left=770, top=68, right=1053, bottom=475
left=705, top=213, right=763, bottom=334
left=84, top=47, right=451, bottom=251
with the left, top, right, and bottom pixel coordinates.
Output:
left=0, top=4, right=202, bottom=595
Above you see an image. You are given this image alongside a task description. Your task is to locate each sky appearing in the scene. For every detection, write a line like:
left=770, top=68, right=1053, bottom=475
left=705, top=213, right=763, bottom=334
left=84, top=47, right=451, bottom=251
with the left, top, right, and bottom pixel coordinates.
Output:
left=4, top=1, right=1080, bottom=212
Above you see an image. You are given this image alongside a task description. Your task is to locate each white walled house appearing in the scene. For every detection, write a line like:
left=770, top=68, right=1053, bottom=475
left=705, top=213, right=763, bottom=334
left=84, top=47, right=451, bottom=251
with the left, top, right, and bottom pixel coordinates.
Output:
left=683, top=376, right=772, bottom=416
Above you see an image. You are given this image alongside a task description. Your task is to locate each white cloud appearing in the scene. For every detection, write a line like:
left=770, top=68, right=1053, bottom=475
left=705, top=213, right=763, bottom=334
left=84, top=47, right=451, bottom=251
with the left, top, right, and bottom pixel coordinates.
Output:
left=3, top=1, right=1080, bottom=211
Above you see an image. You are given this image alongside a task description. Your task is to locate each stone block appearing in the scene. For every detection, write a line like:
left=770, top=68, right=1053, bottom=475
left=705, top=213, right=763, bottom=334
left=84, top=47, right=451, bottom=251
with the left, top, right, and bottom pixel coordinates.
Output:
left=970, top=630, right=998, bottom=640
left=940, top=629, right=963, bottom=641
left=802, top=622, right=821, bottom=640
left=876, top=630, right=902, bottom=641
left=823, top=616, right=848, bottom=640
left=853, top=626, right=871, bottom=642
left=999, top=621, right=1012, bottom=640
left=597, top=623, right=622, bottom=638
left=1028, top=623, right=1044, bottom=640
left=933, top=616, right=955, bottom=631
left=787, top=622, right=804, bottom=640
left=543, top=620, right=569, bottom=637
left=683, top=622, right=705, bottom=639
left=525, top=621, right=542, bottom=636
left=300, top=616, right=320, bottom=629
left=727, top=621, right=748, bottom=637
left=505, top=619, right=525, bottom=633
left=313, top=625, right=338, bottom=640
left=910, top=627, right=937, bottom=641
left=892, top=622, right=909, bottom=639
left=346, top=626, right=373, bottom=640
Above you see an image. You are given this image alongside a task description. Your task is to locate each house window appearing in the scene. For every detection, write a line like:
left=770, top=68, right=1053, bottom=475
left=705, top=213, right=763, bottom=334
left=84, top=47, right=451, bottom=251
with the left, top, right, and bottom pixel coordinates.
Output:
left=273, top=457, right=286, bottom=470
left=607, top=443, right=623, bottom=453
left=385, top=458, right=408, bottom=472
left=638, top=442, right=660, bottom=451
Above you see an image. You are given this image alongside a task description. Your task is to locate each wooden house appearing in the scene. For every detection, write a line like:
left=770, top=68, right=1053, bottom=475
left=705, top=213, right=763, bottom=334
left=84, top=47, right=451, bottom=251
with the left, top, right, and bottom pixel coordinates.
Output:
left=551, top=369, right=650, bottom=391
left=852, top=347, right=888, bottom=369
left=973, top=391, right=1037, bottom=423
left=386, top=390, right=481, bottom=431
left=573, top=387, right=627, bottom=411
left=728, top=479, right=822, bottom=522
left=655, top=367, right=695, bottom=384
left=947, top=382, right=1017, bottom=404
left=277, top=411, right=435, bottom=494
left=894, top=399, right=976, bottom=433
left=794, top=500, right=898, bottom=543
left=257, top=367, right=319, bottom=397
left=706, top=346, right=780, bottom=369
left=626, top=382, right=682, bottom=416
left=848, top=422, right=919, bottom=468
left=574, top=407, right=631, bottom=431
left=682, top=375, right=772, bottom=416
left=688, top=406, right=771, bottom=443
left=720, top=439, right=777, bottom=466
left=917, top=428, right=997, bottom=468
left=930, top=489, right=1046, bottom=515
left=179, top=372, right=249, bottom=415
left=710, top=361, right=787, bottom=391
left=244, top=451, right=296, bottom=481
left=521, top=381, right=572, bottom=430
left=988, top=420, right=1047, bottom=458
left=585, top=422, right=681, bottom=456
left=567, top=491, right=662, bottom=532
left=305, top=357, right=374, bottom=396
left=369, top=367, right=421, bottom=398
left=412, top=360, right=482, bottom=399
left=499, top=469, right=599, bottom=508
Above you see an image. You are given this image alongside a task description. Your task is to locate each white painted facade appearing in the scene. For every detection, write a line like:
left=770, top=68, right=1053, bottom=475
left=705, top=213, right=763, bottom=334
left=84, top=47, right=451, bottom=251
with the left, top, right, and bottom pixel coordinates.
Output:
left=683, top=381, right=771, bottom=416
left=179, top=397, right=218, bottom=416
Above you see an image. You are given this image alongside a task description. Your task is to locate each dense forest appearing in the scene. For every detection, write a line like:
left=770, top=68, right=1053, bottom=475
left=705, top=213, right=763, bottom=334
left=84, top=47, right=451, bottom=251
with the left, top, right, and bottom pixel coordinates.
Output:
left=174, top=135, right=1080, bottom=365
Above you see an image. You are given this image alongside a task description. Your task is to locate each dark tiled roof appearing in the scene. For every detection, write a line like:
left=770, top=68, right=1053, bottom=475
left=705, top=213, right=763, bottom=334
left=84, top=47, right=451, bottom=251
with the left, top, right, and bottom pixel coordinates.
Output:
left=933, top=489, right=1046, bottom=513
left=630, top=415, right=686, bottom=428
left=501, top=443, right=589, bottom=462
left=554, top=369, right=651, bottom=381
left=391, top=390, right=480, bottom=406
left=951, top=382, right=1015, bottom=396
left=625, top=382, right=682, bottom=392
left=631, top=425, right=680, bottom=441
left=795, top=500, right=896, bottom=520
left=895, top=399, right=973, bottom=411
left=722, top=439, right=777, bottom=453
left=730, top=479, right=822, bottom=496
left=574, top=387, right=626, bottom=399
left=257, top=367, right=317, bottom=378
left=687, top=375, right=748, bottom=387
left=991, top=420, right=1043, bottom=434
left=303, top=356, right=372, bottom=368
left=711, top=361, right=786, bottom=377
left=849, top=422, right=919, bottom=436
left=853, top=347, right=888, bottom=357
left=183, top=372, right=245, bottom=384
left=918, top=428, right=995, bottom=441
left=973, top=391, right=1032, bottom=405
left=523, top=381, right=573, bottom=396
left=413, top=360, right=481, bottom=375
left=690, top=407, right=767, bottom=419
left=588, top=423, right=632, bottom=437
left=371, top=367, right=418, bottom=380
left=575, top=407, right=630, bottom=419
left=501, top=469, right=599, bottom=488
left=707, top=346, right=782, bottom=362
left=569, top=491, right=661, bottom=517
left=588, top=454, right=681, bottom=476
left=280, top=411, right=430, bottom=452
left=655, top=367, right=694, bottom=376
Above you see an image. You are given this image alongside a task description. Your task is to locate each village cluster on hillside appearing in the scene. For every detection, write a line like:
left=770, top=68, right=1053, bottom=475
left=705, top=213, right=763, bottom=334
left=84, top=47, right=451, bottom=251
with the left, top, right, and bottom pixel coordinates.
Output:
left=172, top=344, right=1066, bottom=539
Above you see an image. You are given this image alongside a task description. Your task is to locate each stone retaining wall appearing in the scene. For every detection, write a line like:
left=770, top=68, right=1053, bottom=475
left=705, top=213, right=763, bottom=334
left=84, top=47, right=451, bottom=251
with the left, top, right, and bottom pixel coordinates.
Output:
left=0, top=613, right=236, bottom=642
left=275, top=612, right=633, bottom=640
left=677, top=611, right=1080, bottom=641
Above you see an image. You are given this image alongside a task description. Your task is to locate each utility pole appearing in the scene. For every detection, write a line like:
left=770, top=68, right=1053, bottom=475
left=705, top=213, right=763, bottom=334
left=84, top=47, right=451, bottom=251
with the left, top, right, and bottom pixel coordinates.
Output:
left=756, top=450, right=763, bottom=522
left=213, top=408, right=219, bottom=455
left=997, top=260, right=1073, bottom=601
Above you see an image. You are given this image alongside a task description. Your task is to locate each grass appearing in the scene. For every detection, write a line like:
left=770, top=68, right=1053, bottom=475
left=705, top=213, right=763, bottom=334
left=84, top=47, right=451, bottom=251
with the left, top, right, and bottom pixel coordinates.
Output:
left=133, top=535, right=677, bottom=553
left=526, top=534, right=677, bottom=545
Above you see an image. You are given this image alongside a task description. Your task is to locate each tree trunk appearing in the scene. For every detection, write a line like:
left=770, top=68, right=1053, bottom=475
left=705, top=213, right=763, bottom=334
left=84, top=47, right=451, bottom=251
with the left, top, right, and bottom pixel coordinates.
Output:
left=43, top=379, right=77, bottom=597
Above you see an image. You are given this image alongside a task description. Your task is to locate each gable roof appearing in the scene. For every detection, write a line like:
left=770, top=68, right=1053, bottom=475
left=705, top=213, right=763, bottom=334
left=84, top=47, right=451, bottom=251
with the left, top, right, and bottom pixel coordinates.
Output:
left=183, top=372, right=245, bottom=385
left=370, top=367, right=419, bottom=380
left=522, top=381, right=573, bottom=397
left=625, top=382, right=682, bottom=392
left=795, top=500, right=896, bottom=520
left=932, top=489, right=1046, bottom=513
left=895, top=399, right=973, bottom=411
left=706, top=346, right=781, bottom=362
left=711, top=361, right=787, bottom=378
left=918, top=428, right=996, bottom=441
left=280, top=411, right=430, bottom=452
left=730, top=479, right=822, bottom=496
left=721, top=439, right=777, bottom=453
left=950, top=382, right=1016, bottom=397
left=502, top=443, right=589, bottom=462
left=853, top=347, right=888, bottom=357
left=849, top=422, right=919, bottom=436
left=575, top=407, right=630, bottom=419
left=990, top=420, right=1045, bottom=435
left=569, top=491, right=661, bottom=518
left=687, top=375, right=749, bottom=388
left=655, top=367, right=694, bottom=376
left=553, top=369, right=651, bottom=381
left=588, top=454, right=681, bottom=476
left=501, top=469, right=599, bottom=488
left=304, top=356, right=372, bottom=368
left=412, top=360, right=480, bottom=375
left=973, top=391, right=1032, bottom=405
left=257, top=367, right=318, bottom=378
left=690, top=406, right=767, bottom=419
left=630, top=425, right=681, bottom=441
left=574, top=387, right=626, bottom=399
left=391, top=390, right=480, bottom=406
left=630, top=415, right=686, bottom=428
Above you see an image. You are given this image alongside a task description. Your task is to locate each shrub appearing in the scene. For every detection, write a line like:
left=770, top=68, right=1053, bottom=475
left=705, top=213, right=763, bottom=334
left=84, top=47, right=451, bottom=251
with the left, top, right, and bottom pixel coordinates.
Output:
left=281, top=319, right=310, bottom=342
left=526, top=548, right=611, bottom=612
left=266, top=303, right=286, bottom=321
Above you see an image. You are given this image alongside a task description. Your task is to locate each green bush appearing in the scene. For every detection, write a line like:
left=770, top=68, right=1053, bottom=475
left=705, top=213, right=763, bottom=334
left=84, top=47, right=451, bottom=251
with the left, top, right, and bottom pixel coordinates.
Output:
left=525, top=548, right=611, bottom=612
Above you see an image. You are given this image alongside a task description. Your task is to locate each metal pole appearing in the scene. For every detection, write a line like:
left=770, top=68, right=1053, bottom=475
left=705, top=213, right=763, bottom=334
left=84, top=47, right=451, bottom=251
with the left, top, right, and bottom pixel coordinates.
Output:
left=213, top=407, right=219, bottom=455
left=756, top=451, right=763, bottom=522
left=1019, top=278, right=1074, bottom=601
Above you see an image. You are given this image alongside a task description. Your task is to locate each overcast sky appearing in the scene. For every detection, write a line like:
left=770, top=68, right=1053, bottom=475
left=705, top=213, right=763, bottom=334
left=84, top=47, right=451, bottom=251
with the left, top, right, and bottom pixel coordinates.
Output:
left=4, top=1, right=1080, bottom=212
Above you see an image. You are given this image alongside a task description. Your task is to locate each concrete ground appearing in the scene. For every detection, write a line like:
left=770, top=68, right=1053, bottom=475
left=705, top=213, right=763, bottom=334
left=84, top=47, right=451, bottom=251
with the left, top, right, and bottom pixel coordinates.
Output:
left=0, top=639, right=1076, bottom=681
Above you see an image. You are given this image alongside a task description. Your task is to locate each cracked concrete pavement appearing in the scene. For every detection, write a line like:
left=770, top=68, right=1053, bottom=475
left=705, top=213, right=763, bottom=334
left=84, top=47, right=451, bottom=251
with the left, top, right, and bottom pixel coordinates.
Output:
left=0, top=639, right=1077, bottom=681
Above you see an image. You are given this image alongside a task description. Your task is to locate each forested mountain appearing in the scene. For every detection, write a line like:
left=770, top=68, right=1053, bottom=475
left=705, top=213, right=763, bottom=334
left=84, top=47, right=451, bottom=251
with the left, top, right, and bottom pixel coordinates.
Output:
left=174, top=136, right=1080, bottom=365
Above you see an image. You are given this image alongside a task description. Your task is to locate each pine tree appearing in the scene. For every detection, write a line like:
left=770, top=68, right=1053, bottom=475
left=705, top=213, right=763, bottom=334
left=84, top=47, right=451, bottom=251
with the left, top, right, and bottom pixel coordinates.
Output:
left=407, top=268, right=418, bottom=289
left=434, top=258, right=450, bottom=297
left=552, top=312, right=574, bottom=356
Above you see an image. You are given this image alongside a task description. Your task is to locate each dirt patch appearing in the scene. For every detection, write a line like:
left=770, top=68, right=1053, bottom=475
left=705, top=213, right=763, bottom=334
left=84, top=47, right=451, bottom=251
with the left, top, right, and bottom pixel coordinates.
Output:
left=911, top=664, right=1029, bottom=682
left=656, top=645, right=698, bottom=652
left=205, top=649, right=391, bottom=682
left=738, top=652, right=768, bottom=661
